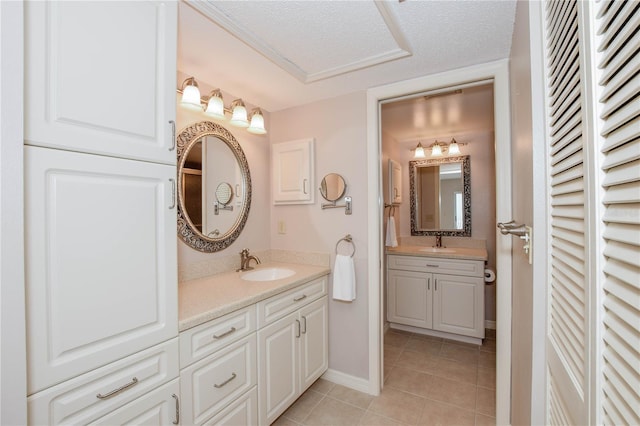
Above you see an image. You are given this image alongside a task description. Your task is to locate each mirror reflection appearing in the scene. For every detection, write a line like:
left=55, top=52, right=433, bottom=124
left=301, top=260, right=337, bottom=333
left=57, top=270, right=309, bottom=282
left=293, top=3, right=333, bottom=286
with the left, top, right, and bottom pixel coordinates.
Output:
left=177, top=121, right=251, bottom=252
left=320, top=173, right=346, bottom=202
left=409, top=155, right=471, bottom=237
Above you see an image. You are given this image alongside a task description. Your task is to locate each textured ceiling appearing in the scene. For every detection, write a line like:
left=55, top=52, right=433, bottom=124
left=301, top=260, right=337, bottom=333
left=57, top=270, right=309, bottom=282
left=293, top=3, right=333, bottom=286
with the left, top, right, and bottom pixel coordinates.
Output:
left=178, top=0, right=516, bottom=112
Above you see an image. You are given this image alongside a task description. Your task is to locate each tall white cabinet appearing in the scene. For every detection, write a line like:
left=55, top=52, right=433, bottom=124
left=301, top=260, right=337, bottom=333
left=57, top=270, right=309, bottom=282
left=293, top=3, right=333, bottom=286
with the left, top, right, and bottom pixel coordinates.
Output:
left=23, top=1, right=179, bottom=423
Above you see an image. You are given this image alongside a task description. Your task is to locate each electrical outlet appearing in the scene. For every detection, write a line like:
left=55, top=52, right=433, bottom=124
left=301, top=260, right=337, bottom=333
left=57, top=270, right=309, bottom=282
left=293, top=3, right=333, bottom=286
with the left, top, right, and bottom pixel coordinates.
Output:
left=278, top=221, right=286, bottom=234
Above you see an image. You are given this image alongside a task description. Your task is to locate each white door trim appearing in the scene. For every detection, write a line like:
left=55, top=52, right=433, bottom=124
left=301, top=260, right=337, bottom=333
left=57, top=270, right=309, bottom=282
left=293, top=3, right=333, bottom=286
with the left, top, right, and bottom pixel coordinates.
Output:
left=366, top=59, right=512, bottom=424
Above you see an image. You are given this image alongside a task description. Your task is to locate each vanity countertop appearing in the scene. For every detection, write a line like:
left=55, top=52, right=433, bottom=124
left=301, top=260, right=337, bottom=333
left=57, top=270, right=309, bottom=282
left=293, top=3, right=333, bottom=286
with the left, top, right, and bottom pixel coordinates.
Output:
left=179, top=262, right=331, bottom=331
left=386, top=245, right=488, bottom=261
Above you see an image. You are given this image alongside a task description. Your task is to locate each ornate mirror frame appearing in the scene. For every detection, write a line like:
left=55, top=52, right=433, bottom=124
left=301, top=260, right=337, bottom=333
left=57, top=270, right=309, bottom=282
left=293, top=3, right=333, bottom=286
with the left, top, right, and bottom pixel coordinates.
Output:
left=177, top=121, right=252, bottom=252
left=409, top=155, right=471, bottom=237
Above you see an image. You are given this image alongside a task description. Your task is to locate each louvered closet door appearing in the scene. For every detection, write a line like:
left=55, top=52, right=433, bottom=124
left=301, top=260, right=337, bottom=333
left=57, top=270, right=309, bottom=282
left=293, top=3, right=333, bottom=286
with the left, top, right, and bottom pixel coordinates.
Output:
left=543, top=1, right=591, bottom=424
left=595, top=1, right=640, bottom=424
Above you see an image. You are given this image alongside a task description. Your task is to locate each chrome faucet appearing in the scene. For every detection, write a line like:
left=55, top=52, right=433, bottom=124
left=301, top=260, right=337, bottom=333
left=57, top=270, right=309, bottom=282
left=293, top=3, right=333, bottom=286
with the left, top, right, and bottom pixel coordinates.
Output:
left=237, top=248, right=261, bottom=272
left=435, top=235, right=443, bottom=248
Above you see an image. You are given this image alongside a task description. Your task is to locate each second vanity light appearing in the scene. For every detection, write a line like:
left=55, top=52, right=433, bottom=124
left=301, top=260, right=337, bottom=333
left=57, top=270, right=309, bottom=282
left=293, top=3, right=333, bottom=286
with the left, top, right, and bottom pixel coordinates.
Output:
left=413, top=138, right=466, bottom=158
left=178, top=77, right=267, bottom=135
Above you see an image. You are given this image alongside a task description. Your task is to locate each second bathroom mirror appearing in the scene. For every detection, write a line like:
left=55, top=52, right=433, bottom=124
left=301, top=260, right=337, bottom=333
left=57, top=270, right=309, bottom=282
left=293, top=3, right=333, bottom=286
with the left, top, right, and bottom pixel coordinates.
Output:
left=320, top=173, right=346, bottom=202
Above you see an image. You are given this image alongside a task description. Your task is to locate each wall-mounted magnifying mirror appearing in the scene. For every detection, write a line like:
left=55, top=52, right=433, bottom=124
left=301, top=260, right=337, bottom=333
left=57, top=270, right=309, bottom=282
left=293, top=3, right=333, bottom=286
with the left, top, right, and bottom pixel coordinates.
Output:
left=320, top=173, right=346, bottom=202
left=177, top=121, right=251, bottom=252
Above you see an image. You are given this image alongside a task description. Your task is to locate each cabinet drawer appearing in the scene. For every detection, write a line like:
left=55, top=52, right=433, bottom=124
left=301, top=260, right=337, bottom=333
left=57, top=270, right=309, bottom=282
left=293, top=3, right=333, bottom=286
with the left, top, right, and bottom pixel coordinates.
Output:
left=91, top=379, right=180, bottom=425
left=257, top=276, right=327, bottom=327
left=180, top=305, right=256, bottom=367
left=203, top=387, right=257, bottom=426
left=388, top=255, right=484, bottom=277
left=28, top=338, right=179, bottom=425
left=180, top=334, right=257, bottom=425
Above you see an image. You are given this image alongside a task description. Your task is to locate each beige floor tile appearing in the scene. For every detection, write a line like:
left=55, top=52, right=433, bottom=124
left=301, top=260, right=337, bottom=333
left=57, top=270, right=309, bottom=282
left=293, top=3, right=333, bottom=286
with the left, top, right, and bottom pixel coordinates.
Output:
left=385, top=366, right=433, bottom=397
left=303, top=397, right=365, bottom=426
left=358, top=411, right=406, bottom=426
left=405, top=338, right=443, bottom=355
left=385, top=331, right=411, bottom=348
left=441, top=339, right=480, bottom=349
left=272, top=415, right=302, bottom=426
left=477, top=367, right=496, bottom=390
left=416, top=398, right=475, bottom=426
left=385, top=344, right=403, bottom=363
left=432, top=358, right=477, bottom=384
left=328, top=384, right=374, bottom=410
left=438, top=344, right=479, bottom=364
left=395, top=349, right=439, bottom=373
left=368, top=387, right=426, bottom=425
left=475, top=413, right=497, bottom=426
left=282, top=390, right=324, bottom=422
left=309, top=378, right=335, bottom=395
left=480, top=338, right=496, bottom=353
left=426, top=375, right=477, bottom=411
left=409, top=333, right=444, bottom=342
left=478, top=351, right=496, bottom=369
left=476, top=388, right=496, bottom=417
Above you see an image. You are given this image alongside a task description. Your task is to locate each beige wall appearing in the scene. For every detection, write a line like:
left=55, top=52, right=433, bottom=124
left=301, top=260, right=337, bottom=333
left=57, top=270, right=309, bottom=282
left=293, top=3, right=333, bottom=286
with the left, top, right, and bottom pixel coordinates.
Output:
left=270, top=91, right=370, bottom=380
left=509, top=0, right=535, bottom=423
left=176, top=91, right=271, bottom=274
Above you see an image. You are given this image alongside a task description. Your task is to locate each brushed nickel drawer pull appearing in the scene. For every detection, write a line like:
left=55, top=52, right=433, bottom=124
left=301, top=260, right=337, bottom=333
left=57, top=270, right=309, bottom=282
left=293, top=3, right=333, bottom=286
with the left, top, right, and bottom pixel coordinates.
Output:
left=214, top=372, right=237, bottom=388
left=435, top=279, right=438, bottom=291
left=427, top=278, right=430, bottom=290
left=96, top=377, right=139, bottom=399
left=293, top=294, right=307, bottom=302
left=169, top=179, right=176, bottom=209
left=213, top=327, right=237, bottom=339
left=295, top=319, right=301, bottom=338
left=301, top=316, right=307, bottom=334
left=171, top=393, right=180, bottom=425
left=169, top=120, right=176, bottom=151
left=426, top=264, right=439, bottom=267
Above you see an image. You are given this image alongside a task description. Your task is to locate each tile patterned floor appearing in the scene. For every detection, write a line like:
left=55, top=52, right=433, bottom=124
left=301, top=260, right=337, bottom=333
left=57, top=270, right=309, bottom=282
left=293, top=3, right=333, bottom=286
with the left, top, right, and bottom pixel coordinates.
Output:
left=273, top=329, right=497, bottom=426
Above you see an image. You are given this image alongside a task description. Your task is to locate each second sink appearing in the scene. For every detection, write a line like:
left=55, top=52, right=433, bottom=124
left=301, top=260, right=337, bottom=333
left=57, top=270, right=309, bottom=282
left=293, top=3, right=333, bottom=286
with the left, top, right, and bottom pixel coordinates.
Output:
left=241, top=267, right=295, bottom=282
left=419, top=247, right=457, bottom=254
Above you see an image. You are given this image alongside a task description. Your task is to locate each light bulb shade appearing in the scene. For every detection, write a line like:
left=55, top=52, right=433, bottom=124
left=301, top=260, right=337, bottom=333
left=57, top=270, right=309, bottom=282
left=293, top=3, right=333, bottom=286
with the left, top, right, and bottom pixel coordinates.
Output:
left=230, top=100, right=249, bottom=127
left=247, top=109, right=267, bottom=134
left=414, top=142, right=426, bottom=158
left=448, top=139, right=461, bottom=155
left=180, top=77, right=202, bottom=110
left=205, top=90, right=225, bottom=119
left=431, top=143, right=443, bottom=157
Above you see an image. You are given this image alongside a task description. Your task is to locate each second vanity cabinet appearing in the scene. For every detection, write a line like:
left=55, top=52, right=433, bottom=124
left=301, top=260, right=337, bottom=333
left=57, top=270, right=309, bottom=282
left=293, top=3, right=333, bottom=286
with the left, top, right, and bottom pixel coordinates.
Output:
left=387, top=254, right=485, bottom=339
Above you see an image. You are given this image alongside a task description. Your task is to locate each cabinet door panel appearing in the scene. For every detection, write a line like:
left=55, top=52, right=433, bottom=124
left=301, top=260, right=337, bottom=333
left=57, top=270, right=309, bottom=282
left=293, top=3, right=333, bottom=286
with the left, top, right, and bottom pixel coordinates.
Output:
left=25, top=146, right=178, bottom=394
left=433, top=274, right=484, bottom=338
left=387, top=269, right=432, bottom=328
left=90, top=379, right=179, bottom=426
left=24, top=1, right=177, bottom=164
left=204, top=387, right=257, bottom=426
left=299, top=297, right=329, bottom=391
left=257, top=312, right=298, bottom=425
left=272, top=139, right=314, bottom=204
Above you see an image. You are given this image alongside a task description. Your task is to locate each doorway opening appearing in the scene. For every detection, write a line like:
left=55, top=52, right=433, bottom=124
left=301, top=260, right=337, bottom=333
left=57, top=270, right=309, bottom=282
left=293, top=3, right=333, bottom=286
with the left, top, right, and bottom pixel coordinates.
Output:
left=365, top=60, right=513, bottom=424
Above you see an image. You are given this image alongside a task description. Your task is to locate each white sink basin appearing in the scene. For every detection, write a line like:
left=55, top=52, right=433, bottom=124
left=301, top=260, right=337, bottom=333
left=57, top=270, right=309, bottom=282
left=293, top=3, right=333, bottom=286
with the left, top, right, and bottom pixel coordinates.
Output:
left=419, top=247, right=458, bottom=254
left=241, top=267, right=295, bottom=282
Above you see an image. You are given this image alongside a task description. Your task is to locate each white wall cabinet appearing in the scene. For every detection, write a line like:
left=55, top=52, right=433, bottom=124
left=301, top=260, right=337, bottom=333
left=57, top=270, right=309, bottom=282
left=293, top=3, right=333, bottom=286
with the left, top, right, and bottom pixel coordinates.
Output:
left=387, top=255, right=484, bottom=340
left=24, top=1, right=177, bottom=165
left=388, top=159, right=402, bottom=204
left=271, top=138, right=315, bottom=204
left=257, top=279, right=328, bottom=425
left=23, top=1, right=179, bottom=422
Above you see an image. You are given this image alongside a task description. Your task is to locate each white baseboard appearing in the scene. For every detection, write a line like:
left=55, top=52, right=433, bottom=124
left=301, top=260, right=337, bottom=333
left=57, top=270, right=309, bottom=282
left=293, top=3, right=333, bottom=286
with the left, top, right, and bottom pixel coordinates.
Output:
left=321, top=369, right=372, bottom=395
left=485, top=320, right=496, bottom=330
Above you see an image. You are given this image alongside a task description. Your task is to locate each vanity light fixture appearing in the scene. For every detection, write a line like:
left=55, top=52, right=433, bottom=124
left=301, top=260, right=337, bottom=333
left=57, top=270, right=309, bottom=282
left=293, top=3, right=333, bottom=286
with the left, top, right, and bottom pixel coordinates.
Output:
left=447, top=138, right=461, bottom=155
left=430, top=141, right=443, bottom=157
left=414, top=142, right=426, bottom=158
left=412, top=138, right=467, bottom=158
left=177, top=77, right=267, bottom=135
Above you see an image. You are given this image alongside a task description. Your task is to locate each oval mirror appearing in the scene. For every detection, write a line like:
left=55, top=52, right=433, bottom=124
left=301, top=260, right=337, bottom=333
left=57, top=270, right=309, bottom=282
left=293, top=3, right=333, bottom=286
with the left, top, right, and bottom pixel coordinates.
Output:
left=177, top=121, right=251, bottom=252
left=320, top=173, right=346, bottom=202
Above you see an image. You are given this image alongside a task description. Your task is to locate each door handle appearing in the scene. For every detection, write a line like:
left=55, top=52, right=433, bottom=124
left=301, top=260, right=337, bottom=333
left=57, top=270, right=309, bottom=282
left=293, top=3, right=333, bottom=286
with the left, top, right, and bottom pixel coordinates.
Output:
left=497, top=221, right=533, bottom=264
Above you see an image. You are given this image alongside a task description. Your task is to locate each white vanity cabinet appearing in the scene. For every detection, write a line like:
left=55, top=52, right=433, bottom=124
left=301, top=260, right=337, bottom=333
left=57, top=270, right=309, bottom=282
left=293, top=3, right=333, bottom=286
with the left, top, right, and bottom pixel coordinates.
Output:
left=387, top=255, right=485, bottom=340
left=257, top=277, right=329, bottom=425
left=271, top=138, right=315, bottom=204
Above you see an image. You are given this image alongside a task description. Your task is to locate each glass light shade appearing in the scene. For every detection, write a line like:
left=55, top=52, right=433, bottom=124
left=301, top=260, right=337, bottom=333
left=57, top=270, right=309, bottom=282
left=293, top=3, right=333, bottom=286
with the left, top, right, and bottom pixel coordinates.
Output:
left=230, top=101, right=249, bottom=127
left=247, top=109, right=267, bottom=134
left=414, top=143, right=426, bottom=158
left=180, top=81, right=202, bottom=110
left=205, top=92, right=225, bottom=119
left=431, top=143, right=443, bottom=157
left=448, top=140, right=461, bottom=155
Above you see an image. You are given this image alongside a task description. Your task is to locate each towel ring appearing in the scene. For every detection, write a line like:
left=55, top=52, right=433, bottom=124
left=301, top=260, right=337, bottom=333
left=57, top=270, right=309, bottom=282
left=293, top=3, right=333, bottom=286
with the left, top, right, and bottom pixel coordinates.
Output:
left=335, top=234, right=356, bottom=258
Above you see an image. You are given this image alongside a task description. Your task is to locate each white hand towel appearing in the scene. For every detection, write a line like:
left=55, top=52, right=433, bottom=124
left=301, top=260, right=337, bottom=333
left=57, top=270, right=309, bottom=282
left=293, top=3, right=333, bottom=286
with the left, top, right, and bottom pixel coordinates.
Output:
left=385, top=216, right=398, bottom=247
left=332, top=254, right=356, bottom=302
